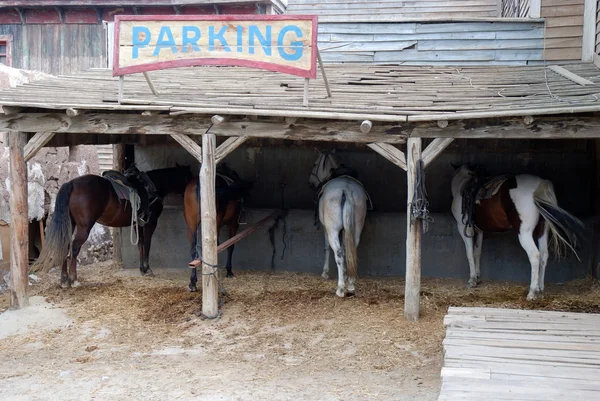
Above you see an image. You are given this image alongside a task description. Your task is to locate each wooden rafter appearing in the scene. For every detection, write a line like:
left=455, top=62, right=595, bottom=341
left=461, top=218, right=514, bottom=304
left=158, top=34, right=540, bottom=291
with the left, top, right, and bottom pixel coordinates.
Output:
left=24, top=132, right=55, bottom=162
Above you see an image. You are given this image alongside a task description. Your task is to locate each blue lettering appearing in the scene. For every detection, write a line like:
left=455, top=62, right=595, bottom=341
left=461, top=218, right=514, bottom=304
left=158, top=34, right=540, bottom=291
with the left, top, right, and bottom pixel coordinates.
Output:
left=237, top=26, right=243, bottom=53
left=209, top=26, right=231, bottom=52
left=153, top=26, right=178, bottom=57
left=132, top=26, right=151, bottom=59
left=277, top=25, right=303, bottom=61
left=182, top=26, right=201, bottom=53
left=248, top=25, right=271, bottom=56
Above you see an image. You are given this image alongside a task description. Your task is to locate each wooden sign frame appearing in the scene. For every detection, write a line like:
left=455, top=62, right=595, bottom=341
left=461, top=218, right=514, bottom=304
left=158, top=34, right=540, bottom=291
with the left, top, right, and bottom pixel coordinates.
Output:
left=113, top=14, right=318, bottom=78
left=113, top=14, right=329, bottom=106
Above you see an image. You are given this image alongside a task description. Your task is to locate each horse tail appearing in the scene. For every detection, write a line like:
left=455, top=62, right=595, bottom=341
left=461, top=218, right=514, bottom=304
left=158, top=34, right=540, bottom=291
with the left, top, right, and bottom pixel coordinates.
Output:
left=342, top=191, right=358, bottom=280
left=533, top=180, right=585, bottom=261
left=31, top=181, right=74, bottom=273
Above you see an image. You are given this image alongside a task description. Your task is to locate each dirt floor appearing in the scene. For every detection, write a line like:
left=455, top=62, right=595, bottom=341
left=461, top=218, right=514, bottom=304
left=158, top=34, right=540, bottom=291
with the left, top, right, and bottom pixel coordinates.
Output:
left=1, top=262, right=599, bottom=401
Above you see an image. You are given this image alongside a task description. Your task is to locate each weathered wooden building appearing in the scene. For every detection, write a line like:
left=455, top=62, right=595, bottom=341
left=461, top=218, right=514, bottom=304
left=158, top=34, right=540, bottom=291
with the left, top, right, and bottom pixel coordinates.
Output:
left=287, top=0, right=594, bottom=64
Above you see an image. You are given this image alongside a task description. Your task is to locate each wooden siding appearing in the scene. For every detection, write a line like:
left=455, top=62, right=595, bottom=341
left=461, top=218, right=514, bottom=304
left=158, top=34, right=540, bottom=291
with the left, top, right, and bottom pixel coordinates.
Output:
left=541, top=0, right=584, bottom=60
left=0, top=24, right=106, bottom=75
left=286, top=0, right=501, bottom=19
left=317, top=21, right=544, bottom=65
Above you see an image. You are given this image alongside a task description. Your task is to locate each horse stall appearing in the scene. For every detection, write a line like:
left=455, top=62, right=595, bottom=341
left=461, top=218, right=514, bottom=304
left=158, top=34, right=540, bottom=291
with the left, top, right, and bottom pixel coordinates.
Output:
left=2, top=11, right=600, bottom=401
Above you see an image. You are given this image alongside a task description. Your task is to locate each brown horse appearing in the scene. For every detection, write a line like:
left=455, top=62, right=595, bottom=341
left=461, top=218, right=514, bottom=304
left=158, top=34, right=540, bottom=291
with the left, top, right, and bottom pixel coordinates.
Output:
left=184, top=165, right=252, bottom=292
left=32, top=165, right=192, bottom=287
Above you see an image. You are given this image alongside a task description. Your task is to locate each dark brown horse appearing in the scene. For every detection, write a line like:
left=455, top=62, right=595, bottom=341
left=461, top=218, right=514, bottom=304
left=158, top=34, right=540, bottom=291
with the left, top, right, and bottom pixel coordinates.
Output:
left=184, top=165, right=252, bottom=291
left=32, top=165, right=192, bottom=287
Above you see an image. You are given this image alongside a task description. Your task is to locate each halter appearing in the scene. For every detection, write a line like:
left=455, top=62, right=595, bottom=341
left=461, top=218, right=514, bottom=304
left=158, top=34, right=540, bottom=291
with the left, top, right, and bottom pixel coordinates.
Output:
left=310, top=152, right=335, bottom=189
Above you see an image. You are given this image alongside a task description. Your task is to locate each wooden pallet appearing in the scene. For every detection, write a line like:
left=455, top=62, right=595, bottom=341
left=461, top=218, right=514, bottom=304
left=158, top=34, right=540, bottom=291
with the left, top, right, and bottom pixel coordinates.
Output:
left=438, top=307, right=600, bottom=401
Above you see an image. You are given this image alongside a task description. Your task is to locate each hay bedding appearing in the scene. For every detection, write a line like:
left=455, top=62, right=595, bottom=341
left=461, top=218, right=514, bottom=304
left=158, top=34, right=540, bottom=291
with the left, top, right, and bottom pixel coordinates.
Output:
left=3, top=261, right=600, bottom=370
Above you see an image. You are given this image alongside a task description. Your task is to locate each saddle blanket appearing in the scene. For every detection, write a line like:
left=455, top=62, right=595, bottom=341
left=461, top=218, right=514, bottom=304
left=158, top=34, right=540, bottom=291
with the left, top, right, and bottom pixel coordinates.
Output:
left=102, top=170, right=142, bottom=213
left=476, top=174, right=513, bottom=202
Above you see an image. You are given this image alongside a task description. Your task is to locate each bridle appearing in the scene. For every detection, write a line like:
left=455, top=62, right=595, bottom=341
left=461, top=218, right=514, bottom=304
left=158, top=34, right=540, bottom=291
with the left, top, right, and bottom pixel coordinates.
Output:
left=310, top=152, right=335, bottom=189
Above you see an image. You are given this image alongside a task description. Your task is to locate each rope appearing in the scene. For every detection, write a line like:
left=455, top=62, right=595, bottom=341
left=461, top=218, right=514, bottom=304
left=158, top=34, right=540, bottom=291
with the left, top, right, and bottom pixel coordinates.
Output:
left=409, top=159, right=434, bottom=233
left=128, top=191, right=141, bottom=246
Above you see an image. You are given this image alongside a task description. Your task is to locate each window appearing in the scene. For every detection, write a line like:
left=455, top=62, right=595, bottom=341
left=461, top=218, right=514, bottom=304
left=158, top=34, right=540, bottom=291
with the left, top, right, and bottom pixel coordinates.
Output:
left=0, top=36, right=12, bottom=66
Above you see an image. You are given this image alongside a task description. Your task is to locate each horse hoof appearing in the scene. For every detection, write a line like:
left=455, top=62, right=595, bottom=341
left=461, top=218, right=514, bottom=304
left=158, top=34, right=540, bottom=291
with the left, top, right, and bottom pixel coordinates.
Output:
left=61, top=282, right=70, bottom=289
left=527, top=290, right=542, bottom=301
left=71, top=280, right=81, bottom=288
left=143, top=269, right=154, bottom=277
left=226, top=272, right=235, bottom=279
left=336, top=288, right=345, bottom=298
left=321, top=272, right=330, bottom=280
left=467, top=279, right=479, bottom=289
left=188, top=284, right=197, bottom=292
left=346, top=291, right=356, bottom=297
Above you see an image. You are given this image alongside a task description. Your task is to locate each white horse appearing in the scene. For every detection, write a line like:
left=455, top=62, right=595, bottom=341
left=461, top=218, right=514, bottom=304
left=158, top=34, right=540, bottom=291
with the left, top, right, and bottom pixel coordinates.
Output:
left=309, top=150, right=368, bottom=297
left=451, top=164, right=585, bottom=300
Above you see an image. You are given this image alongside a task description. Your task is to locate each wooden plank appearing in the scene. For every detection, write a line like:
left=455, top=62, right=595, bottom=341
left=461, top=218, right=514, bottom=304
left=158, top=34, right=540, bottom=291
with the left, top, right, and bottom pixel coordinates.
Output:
left=9, top=131, right=28, bottom=310
left=541, top=4, right=585, bottom=17
left=545, top=15, right=585, bottom=28
left=548, top=65, right=595, bottom=85
left=544, top=26, right=584, bottom=38
left=200, top=133, right=219, bottom=319
left=367, top=142, right=407, bottom=170
left=582, top=0, right=597, bottom=61
left=404, top=137, right=421, bottom=322
left=170, top=133, right=202, bottom=163
left=24, top=132, right=55, bottom=162
left=544, top=47, right=583, bottom=60
left=112, top=143, right=124, bottom=264
left=0, top=114, right=408, bottom=144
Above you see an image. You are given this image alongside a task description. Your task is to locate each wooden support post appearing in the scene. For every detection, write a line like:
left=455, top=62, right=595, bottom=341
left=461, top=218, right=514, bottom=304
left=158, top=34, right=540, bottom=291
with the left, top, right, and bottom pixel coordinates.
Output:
left=201, top=133, right=219, bottom=318
left=582, top=0, right=596, bottom=62
left=142, top=72, right=159, bottom=96
left=9, top=131, right=28, bottom=309
left=170, top=133, right=202, bottom=163
left=112, top=143, right=124, bottom=264
left=215, top=137, right=247, bottom=164
left=303, top=78, right=309, bottom=107
left=118, top=75, right=125, bottom=103
left=24, top=132, right=55, bottom=162
left=317, top=49, right=332, bottom=98
left=405, top=137, right=422, bottom=321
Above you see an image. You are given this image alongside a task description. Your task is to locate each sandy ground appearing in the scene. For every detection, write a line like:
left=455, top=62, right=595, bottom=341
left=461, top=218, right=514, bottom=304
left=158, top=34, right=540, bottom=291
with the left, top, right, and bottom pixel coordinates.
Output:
left=1, top=261, right=599, bottom=401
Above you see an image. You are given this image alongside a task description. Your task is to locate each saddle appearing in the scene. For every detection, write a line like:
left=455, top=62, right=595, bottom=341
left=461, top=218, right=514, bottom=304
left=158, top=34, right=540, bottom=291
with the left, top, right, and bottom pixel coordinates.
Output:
left=102, top=166, right=158, bottom=227
left=461, top=168, right=514, bottom=235
left=213, top=163, right=251, bottom=224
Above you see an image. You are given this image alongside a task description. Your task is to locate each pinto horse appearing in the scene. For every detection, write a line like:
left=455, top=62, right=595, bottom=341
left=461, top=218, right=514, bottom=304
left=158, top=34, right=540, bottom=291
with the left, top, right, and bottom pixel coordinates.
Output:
left=32, top=165, right=193, bottom=287
left=309, top=149, right=368, bottom=297
left=184, top=165, right=252, bottom=292
left=451, top=164, right=585, bottom=300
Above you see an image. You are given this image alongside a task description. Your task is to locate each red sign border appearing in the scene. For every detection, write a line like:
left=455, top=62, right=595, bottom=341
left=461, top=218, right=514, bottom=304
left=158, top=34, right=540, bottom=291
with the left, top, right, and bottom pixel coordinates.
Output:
left=113, top=14, right=318, bottom=79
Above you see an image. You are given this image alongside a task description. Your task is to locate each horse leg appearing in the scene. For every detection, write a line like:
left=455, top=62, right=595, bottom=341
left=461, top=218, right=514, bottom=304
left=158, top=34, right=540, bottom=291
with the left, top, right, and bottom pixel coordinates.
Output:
left=457, top=223, right=478, bottom=288
left=137, top=226, right=146, bottom=274
left=188, top=228, right=200, bottom=292
left=327, top=230, right=346, bottom=297
left=60, top=259, right=69, bottom=288
left=61, top=221, right=75, bottom=288
left=68, top=224, right=93, bottom=287
left=322, top=234, right=331, bottom=280
left=518, top=229, right=542, bottom=301
left=140, top=221, right=158, bottom=276
left=473, top=231, right=483, bottom=285
left=225, top=222, right=239, bottom=278
left=537, top=223, right=550, bottom=293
